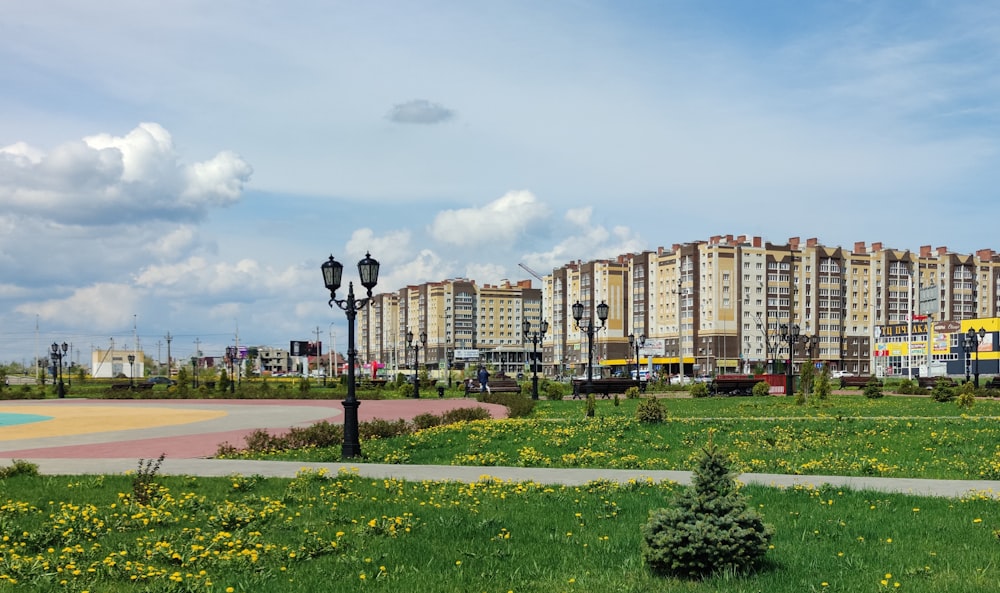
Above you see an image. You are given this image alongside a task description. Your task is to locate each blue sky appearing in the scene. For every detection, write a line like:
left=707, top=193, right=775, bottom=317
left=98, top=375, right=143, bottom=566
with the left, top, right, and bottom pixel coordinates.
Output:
left=3, top=1, right=1000, bottom=365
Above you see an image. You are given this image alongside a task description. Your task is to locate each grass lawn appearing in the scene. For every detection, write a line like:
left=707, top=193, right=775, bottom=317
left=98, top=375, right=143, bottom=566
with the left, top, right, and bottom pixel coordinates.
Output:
left=0, top=467, right=997, bottom=593
left=243, top=395, right=1000, bottom=481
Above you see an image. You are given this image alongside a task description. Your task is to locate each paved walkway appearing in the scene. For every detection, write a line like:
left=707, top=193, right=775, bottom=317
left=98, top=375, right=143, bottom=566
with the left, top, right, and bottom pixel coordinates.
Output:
left=1, top=398, right=999, bottom=499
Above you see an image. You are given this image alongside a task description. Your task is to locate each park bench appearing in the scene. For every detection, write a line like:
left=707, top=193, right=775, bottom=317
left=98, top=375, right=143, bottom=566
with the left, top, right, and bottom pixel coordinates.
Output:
left=710, top=375, right=759, bottom=396
left=465, top=376, right=522, bottom=396
left=918, top=376, right=955, bottom=390
left=839, top=376, right=880, bottom=389
left=985, top=376, right=1000, bottom=390
left=571, top=378, right=640, bottom=399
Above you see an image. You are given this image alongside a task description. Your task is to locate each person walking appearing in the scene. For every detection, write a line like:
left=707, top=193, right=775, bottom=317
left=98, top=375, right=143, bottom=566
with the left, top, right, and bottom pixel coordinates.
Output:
left=478, top=365, right=491, bottom=394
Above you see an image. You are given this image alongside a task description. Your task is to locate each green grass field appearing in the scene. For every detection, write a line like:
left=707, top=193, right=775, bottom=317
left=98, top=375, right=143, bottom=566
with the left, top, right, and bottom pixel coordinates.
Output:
left=0, top=466, right=997, bottom=593
left=245, top=396, right=1000, bottom=481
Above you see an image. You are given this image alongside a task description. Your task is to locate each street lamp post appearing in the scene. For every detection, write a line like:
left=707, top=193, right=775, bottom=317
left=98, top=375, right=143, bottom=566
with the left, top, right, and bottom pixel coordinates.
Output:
left=572, top=300, right=609, bottom=398
left=322, top=251, right=380, bottom=459
left=406, top=329, right=426, bottom=399
left=967, top=327, right=986, bottom=387
left=779, top=324, right=801, bottom=396
left=191, top=356, right=198, bottom=389
left=49, top=342, right=67, bottom=398
left=523, top=319, right=549, bottom=400
left=628, top=333, right=646, bottom=384
left=127, top=354, right=135, bottom=388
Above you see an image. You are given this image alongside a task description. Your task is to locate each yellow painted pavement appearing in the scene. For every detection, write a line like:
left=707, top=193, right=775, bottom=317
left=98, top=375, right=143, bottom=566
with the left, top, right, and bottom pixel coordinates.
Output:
left=0, top=406, right=227, bottom=440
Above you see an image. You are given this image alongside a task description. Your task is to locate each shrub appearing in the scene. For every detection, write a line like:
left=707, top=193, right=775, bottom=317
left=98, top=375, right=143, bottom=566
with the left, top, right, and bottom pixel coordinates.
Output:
left=624, top=386, right=640, bottom=399
left=956, top=389, right=976, bottom=410
left=478, top=391, right=535, bottom=418
left=441, top=407, right=491, bottom=424
left=636, top=397, right=666, bottom=423
left=412, top=412, right=443, bottom=430
left=931, top=379, right=957, bottom=402
left=690, top=382, right=709, bottom=398
left=132, top=454, right=165, bottom=506
left=0, top=459, right=39, bottom=478
left=641, top=438, right=774, bottom=579
left=894, top=379, right=923, bottom=395
left=544, top=381, right=565, bottom=400
left=398, top=382, right=414, bottom=398
left=285, top=421, right=342, bottom=449
left=814, top=366, right=831, bottom=401
left=359, top=418, right=410, bottom=441
left=863, top=378, right=884, bottom=399
left=752, top=381, right=770, bottom=397
left=585, top=393, right=596, bottom=417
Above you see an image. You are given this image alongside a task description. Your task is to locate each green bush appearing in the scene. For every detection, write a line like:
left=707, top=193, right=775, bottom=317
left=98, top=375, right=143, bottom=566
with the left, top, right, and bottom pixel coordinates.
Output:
left=931, top=382, right=956, bottom=402
left=893, top=378, right=923, bottom=395
left=477, top=391, right=536, bottom=418
left=544, top=381, right=565, bottom=400
left=441, top=407, right=492, bottom=424
left=636, top=397, right=666, bottom=423
left=585, top=393, right=596, bottom=417
left=284, top=421, right=342, bottom=449
left=752, top=381, right=770, bottom=397
left=641, top=438, right=774, bottom=579
left=956, top=389, right=976, bottom=410
left=624, top=386, right=641, bottom=399
left=359, top=419, right=410, bottom=441
left=412, top=412, right=443, bottom=430
left=863, top=378, right=884, bottom=399
left=0, top=459, right=39, bottom=478
left=690, top=382, right=709, bottom=398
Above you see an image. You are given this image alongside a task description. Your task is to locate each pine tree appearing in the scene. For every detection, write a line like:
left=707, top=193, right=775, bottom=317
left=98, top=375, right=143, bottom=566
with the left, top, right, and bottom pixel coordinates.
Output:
left=641, top=436, right=774, bottom=579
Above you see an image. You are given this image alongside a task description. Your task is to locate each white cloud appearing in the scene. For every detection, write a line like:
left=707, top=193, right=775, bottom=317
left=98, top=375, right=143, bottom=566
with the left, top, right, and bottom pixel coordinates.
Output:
left=0, top=123, right=252, bottom=224
left=430, top=190, right=552, bottom=247
left=16, top=283, right=141, bottom=331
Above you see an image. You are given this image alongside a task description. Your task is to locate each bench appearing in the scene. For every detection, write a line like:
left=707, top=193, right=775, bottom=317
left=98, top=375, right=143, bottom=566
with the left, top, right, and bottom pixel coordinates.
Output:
left=465, top=377, right=522, bottom=396
left=571, top=378, right=640, bottom=399
left=840, top=376, right=881, bottom=389
left=710, top=375, right=760, bottom=396
left=987, top=377, right=1000, bottom=389
left=918, top=376, right=955, bottom=390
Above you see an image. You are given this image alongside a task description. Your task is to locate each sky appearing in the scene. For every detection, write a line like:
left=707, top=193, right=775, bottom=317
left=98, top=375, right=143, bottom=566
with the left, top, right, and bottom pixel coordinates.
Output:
left=3, top=0, right=1000, bottom=367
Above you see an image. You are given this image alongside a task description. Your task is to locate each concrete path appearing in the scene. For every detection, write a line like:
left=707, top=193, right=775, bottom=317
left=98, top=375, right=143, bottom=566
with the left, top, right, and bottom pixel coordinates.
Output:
left=2, top=398, right=999, bottom=499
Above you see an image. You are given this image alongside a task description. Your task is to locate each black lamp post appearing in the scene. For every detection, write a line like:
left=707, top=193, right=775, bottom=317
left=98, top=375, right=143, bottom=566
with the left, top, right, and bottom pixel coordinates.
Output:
left=50, top=342, right=67, bottom=398
left=127, top=354, right=135, bottom=388
left=322, top=251, right=380, bottom=459
left=406, top=329, right=426, bottom=399
left=755, top=313, right=775, bottom=374
left=966, top=327, right=986, bottom=387
left=523, top=319, right=549, bottom=400
left=628, top=333, right=646, bottom=382
left=191, top=356, right=198, bottom=388
left=572, top=300, right=609, bottom=398
left=779, top=323, right=800, bottom=396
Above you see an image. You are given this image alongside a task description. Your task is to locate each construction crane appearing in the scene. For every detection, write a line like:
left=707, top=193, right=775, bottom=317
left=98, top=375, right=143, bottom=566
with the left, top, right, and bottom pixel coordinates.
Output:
left=518, top=263, right=546, bottom=284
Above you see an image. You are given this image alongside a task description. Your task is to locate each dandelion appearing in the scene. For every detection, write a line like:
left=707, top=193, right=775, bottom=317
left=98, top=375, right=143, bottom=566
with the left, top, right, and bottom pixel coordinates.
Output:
left=973, top=518, right=983, bottom=523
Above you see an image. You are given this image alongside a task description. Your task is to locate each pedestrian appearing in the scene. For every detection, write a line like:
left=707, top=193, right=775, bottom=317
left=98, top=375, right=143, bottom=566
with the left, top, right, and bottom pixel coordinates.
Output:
left=478, top=365, right=491, bottom=394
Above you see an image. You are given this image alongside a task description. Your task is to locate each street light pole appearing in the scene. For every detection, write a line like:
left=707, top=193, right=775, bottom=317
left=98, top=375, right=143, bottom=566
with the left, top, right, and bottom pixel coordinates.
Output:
left=967, top=327, right=986, bottom=387
left=406, top=329, right=426, bottom=398
left=322, top=252, right=380, bottom=459
left=127, top=354, right=135, bottom=389
left=572, top=300, right=609, bottom=398
left=49, top=342, right=67, bottom=398
left=629, top=333, right=646, bottom=382
left=780, top=324, right=801, bottom=396
left=523, top=319, right=548, bottom=400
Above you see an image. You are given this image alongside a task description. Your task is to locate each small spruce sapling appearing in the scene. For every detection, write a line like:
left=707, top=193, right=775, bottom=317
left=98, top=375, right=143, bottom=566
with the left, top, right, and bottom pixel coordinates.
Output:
left=641, top=435, right=774, bottom=579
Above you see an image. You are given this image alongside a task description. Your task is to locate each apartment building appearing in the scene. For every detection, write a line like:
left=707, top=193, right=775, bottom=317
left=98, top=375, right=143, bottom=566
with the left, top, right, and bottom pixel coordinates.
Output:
left=356, top=235, right=1000, bottom=380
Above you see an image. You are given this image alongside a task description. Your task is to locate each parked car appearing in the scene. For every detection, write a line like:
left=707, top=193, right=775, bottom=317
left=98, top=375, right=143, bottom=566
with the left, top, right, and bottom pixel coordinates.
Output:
left=146, top=376, right=176, bottom=386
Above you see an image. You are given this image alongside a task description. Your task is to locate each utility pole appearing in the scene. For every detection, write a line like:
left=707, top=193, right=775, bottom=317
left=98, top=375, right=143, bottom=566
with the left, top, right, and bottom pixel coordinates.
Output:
left=165, top=332, right=173, bottom=377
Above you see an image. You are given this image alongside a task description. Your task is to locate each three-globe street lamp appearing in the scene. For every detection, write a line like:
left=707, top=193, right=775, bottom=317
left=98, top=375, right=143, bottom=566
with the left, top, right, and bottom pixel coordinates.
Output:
left=523, top=319, right=549, bottom=400
left=628, top=333, right=646, bottom=383
left=322, top=251, right=380, bottom=459
left=572, top=300, right=609, bottom=398
left=406, top=329, right=426, bottom=399
left=779, top=324, right=801, bottom=396
left=49, top=342, right=67, bottom=398
left=127, top=354, right=135, bottom=388
left=966, top=327, right=986, bottom=387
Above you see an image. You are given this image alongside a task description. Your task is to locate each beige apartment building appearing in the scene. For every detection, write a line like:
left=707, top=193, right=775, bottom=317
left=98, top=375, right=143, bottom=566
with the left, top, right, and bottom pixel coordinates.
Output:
left=357, top=235, right=1000, bottom=380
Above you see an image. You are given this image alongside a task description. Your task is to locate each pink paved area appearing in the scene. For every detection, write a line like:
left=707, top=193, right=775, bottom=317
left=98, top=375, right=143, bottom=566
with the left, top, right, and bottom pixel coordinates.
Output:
left=0, top=398, right=507, bottom=460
